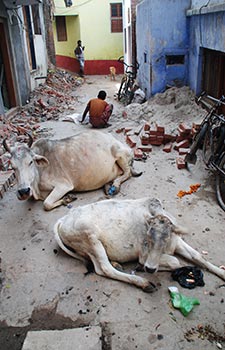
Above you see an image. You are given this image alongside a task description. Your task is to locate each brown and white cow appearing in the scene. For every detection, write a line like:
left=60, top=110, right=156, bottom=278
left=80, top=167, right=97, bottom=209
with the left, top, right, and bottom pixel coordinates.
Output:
left=54, top=197, right=225, bottom=292
left=3, top=131, right=141, bottom=211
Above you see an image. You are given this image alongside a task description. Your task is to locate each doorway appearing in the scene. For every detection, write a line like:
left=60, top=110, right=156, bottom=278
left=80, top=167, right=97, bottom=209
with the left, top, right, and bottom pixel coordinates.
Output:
left=202, top=48, right=225, bottom=113
left=0, top=20, right=16, bottom=113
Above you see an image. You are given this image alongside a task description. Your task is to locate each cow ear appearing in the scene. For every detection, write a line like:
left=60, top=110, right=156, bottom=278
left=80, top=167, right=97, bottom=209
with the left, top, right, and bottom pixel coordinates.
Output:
left=33, top=154, right=49, bottom=167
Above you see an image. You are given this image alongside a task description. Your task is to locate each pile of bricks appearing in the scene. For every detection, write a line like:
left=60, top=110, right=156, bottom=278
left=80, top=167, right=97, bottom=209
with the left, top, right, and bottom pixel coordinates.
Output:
left=117, top=121, right=199, bottom=169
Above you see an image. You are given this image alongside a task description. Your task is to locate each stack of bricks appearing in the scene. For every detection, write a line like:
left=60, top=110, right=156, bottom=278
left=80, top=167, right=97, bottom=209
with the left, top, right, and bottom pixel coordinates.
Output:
left=140, top=123, right=176, bottom=149
left=118, top=121, right=198, bottom=169
left=174, top=123, right=192, bottom=169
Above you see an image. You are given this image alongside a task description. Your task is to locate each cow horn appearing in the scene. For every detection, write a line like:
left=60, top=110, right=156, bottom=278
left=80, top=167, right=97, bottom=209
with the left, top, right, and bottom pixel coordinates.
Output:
left=27, top=133, right=33, bottom=148
left=3, top=138, right=11, bottom=153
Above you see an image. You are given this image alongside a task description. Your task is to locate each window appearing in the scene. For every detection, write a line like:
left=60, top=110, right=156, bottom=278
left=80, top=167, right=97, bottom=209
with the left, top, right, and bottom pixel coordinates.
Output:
left=56, top=16, right=67, bottom=42
left=23, top=6, right=37, bottom=70
left=110, top=3, right=123, bottom=33
left=166, top=55, right=185, bottom=65
left=31, top=4, right=41, bottom=35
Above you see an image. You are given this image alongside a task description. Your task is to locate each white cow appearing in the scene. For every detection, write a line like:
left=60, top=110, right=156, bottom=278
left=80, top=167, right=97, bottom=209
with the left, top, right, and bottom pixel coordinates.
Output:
left=3, top=131, right=141, bottom=211
left=54, top=197, right=225, bottom=292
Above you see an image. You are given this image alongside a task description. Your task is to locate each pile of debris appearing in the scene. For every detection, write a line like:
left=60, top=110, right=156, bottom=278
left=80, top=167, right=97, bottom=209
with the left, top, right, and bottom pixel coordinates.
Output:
left=0, top=69, right=83, bottom=170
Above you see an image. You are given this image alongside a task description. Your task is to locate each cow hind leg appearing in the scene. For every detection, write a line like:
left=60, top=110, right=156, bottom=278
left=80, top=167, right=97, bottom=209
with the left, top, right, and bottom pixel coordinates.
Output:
left=111, top=149, right=133, bottom=191
left=175, top=236, right=225, bottom=281
left=88, top=236, right=157, bottom=292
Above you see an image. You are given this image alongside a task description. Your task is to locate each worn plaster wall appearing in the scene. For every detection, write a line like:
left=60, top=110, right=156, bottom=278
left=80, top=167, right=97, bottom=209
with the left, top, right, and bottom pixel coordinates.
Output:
left=53, top=0, right=123, bottom=74
left=136, top=0, right=190, bottom=99
left=187, top=1, right=225, bottom=94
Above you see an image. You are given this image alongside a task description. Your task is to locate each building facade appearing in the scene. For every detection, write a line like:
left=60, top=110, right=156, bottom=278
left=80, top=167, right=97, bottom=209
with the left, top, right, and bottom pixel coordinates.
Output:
left=0, top=0, right=50, bottom=115
left=136, top=0, right=190, bottom=99
left=136, top=0, right=225, bottom=100
left=53, top=0, right=124, bottom=75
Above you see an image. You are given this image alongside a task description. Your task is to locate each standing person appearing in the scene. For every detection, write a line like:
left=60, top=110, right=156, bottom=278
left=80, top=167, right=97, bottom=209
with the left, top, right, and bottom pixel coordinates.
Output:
left=80, top=90, right=113, bottom=128
left=74, top=40, right=85, bottom=77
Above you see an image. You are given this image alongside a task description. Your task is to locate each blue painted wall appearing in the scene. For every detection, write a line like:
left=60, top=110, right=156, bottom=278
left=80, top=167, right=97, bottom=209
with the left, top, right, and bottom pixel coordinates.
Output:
left=136, top=0, right=190, bottom=99
left=136, top=0, right=225, bottom=98
left=188, top=4, right=225, bottom=94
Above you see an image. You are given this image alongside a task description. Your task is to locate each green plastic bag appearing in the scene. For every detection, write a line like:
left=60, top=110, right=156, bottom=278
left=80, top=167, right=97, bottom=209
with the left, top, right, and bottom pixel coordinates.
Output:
left=168, top=286, right=200, bottom=316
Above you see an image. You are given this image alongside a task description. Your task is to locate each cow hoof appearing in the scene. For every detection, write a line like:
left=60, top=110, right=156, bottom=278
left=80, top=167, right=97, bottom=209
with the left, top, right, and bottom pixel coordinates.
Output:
left=62, top=193, right=78, bottom=205
left=143, top=282, right=158, bottom=293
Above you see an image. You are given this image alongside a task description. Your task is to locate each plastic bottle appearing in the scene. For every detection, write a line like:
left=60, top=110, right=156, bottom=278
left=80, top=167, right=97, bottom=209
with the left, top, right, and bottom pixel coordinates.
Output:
left=168, top=286, right=200, bottom=316
left=108, top=185, right=116, bottom=196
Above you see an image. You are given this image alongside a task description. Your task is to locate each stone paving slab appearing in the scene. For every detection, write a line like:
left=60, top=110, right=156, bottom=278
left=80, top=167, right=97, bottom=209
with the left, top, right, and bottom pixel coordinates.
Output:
left=22, top=326, right=102, bottom=350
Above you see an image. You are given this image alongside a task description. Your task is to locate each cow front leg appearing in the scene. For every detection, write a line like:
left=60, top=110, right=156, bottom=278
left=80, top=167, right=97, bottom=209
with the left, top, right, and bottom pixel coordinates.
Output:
left=158, top=254, right=182, bottom=271
left=175, top=236, right=225, bottom=281
left=88, top=237, right=157, bottom=293
left=43, top=183, right=74, bottom=211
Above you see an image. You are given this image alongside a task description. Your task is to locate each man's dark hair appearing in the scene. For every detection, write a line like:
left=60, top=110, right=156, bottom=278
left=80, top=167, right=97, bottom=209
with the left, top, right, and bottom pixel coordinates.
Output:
left=98, top=90, right=107, bottom=100
left=77, top=40, right=81, bottom=45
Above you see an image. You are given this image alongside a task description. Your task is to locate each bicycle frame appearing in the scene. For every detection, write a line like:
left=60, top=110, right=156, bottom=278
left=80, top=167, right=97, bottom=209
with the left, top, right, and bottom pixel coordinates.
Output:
left=185, top=92, right=225, bottom=210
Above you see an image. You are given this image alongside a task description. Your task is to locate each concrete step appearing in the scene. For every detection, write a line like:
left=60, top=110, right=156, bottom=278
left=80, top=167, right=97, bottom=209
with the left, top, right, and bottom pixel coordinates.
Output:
left=22, top=326, right=102, bottom=350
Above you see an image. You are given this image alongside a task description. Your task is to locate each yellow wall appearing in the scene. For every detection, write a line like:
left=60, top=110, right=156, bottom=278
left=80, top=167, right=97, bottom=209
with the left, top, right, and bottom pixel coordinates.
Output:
left=53, top=0, right=123, bottom=60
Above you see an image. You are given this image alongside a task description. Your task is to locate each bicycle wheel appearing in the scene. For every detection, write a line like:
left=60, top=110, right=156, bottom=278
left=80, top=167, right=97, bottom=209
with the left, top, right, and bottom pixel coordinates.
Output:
left=216, top=153, right=225, bottom=211
left=118, top=77, right=127, bottom=101
left=185, top=122, right=208, bottom=164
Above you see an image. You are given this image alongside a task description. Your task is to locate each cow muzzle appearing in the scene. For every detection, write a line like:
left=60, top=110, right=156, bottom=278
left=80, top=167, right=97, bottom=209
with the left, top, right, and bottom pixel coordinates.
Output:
left=144, top=266, right=157, bottom=274
left=17, top=188, right=31, bottom=200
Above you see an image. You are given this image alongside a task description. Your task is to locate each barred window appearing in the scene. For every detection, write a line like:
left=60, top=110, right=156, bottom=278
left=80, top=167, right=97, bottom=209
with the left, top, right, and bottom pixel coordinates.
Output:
left=111, top=3, right=123, bottom=33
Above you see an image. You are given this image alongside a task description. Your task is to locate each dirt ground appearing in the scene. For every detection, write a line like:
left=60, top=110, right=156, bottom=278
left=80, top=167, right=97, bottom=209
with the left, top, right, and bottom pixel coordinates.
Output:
left=0, top=73, right=225, bottom=350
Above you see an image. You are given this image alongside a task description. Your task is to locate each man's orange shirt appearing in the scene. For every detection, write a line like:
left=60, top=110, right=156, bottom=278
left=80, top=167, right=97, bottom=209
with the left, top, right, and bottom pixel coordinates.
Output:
left=89, top=98, right=108, bottom=118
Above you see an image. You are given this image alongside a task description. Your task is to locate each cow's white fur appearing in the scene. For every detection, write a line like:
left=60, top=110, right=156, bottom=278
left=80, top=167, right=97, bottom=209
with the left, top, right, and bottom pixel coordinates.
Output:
left=7, top=131, right=139, bottom=210
left=54, top=197, right=225, bottom=292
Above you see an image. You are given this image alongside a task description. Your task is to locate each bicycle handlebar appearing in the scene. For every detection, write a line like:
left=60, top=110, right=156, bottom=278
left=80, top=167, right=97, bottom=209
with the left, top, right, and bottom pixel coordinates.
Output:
left=117, top=56, right=139, bottom=73
left=197, top=91, right=225, bottom=107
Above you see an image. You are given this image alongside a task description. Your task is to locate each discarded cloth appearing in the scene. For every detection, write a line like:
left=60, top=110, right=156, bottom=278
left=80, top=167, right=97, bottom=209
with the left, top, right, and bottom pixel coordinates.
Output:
left=171, top=266, right=205, bottom=289
left=177, top=183, right=201, bottom=198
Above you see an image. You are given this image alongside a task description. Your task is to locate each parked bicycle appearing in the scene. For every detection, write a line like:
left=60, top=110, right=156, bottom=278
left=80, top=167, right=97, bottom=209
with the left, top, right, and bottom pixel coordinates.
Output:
left=117, top=56, right=139, bottom=105
left=185, top=92, right=225, bottom=210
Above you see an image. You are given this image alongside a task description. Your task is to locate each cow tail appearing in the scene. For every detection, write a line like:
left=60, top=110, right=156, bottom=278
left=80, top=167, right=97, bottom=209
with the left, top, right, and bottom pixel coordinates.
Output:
left=54, top=221, right=79, bottom=259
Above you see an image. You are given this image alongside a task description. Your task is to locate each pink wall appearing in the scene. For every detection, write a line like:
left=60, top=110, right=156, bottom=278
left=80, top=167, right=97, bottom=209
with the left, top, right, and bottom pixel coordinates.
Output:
left=56, top=55, right=124, bottom=75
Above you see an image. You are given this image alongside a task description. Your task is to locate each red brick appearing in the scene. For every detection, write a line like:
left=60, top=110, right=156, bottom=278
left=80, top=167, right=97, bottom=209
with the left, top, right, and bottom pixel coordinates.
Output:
left=149, top=135, right=157, bottom=142
left=150, top=139, right=163, bottom=146
left=176, top=157, right=186, bottom=169
left=116, top=128, right=124, bottom=134
left=174, top=139, right=190, bottom=151
left=179, top=147, right=190, bottom=155
left=156, top=125, right=165, bottom=134
left=124, top=127, right=133, bottom=134
left=144, top=122, right=150, bottom=131
left=163, top=143, right=172, bottom=153
left=134, top=148, right=143, bottom=159
left=149, top=129, right=157, bottom=136
left=178, top=123, right=191, bottom=134
left=138, top=145, right=152, bottom=153
left=163, top=134, right=177, bottom=144
left=126, top=135, right=137, bottom=148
